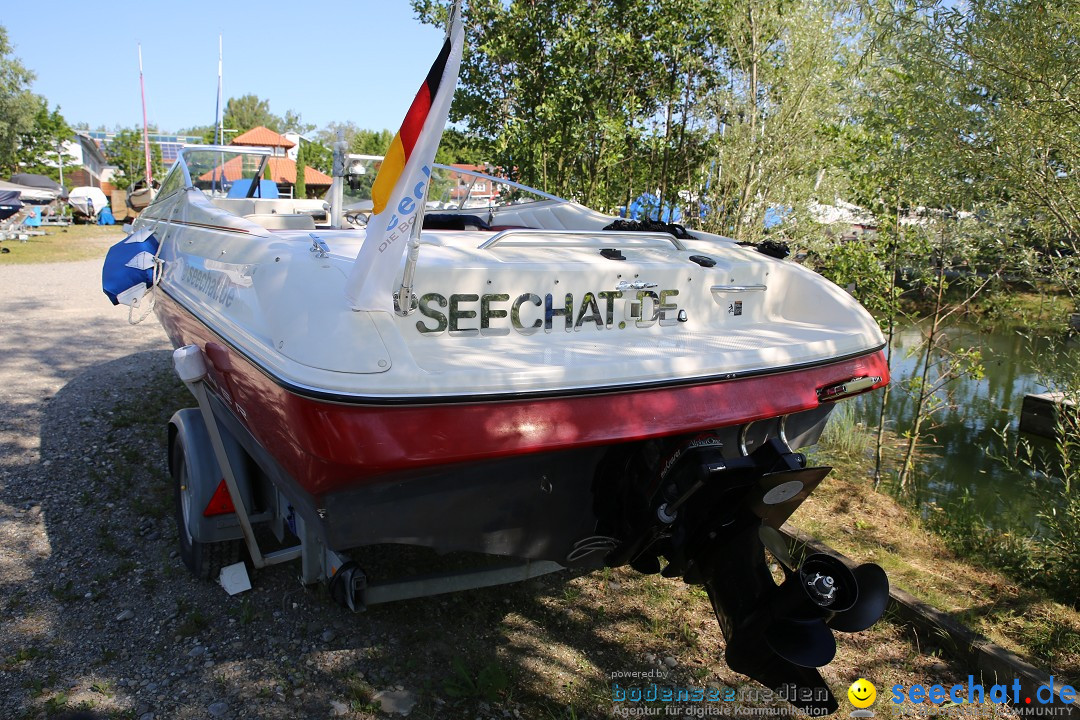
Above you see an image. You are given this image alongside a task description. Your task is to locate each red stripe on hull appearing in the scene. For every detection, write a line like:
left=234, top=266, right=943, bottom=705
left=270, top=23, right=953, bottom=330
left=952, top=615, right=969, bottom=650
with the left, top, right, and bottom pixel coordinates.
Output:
left=156, top=293, right=888, bottom=498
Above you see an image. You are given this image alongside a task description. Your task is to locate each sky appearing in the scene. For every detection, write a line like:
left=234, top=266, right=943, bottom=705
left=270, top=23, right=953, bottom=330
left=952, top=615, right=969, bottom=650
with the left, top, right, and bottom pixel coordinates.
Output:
left=2, top=1, right=446, bottom=136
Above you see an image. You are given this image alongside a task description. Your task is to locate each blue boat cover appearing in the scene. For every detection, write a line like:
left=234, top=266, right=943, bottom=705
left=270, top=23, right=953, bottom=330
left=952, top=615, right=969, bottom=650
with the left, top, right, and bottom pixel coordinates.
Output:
left=227, top=179, right=279, bottom=199
left=102, top=229, right=159, bottom=306
left=0, top=189, right=22, bottom=221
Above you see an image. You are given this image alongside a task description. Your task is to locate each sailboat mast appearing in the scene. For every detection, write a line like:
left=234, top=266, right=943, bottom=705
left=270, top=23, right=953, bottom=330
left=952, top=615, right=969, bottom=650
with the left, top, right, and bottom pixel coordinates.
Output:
left=138, top=44, right=152, bottom=184
left=216, top=34, right=224, bottom=146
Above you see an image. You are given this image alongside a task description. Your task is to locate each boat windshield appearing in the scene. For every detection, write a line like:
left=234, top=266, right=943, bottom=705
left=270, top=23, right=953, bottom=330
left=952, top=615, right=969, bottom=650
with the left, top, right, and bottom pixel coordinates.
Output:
left=342, top=155, right=564, bottom=212
left=177, top=146, right=274, bottom=198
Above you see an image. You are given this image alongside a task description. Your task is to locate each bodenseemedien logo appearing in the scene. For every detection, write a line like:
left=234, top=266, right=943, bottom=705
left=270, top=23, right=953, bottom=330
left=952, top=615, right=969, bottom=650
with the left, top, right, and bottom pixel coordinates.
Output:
left=848, top=678, right=877, bottom=717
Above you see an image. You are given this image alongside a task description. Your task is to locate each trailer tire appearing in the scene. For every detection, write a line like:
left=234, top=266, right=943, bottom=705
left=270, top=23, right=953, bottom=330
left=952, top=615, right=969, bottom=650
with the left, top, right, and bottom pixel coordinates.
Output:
left=171, top=434, right=241, bottom=581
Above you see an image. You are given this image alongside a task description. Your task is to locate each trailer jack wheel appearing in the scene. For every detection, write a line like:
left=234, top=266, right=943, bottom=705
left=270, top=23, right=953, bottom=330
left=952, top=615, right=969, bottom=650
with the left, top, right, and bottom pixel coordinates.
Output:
left=328, top=561, right=367, bottom=612
left=171, top=434, right=241, bottom=581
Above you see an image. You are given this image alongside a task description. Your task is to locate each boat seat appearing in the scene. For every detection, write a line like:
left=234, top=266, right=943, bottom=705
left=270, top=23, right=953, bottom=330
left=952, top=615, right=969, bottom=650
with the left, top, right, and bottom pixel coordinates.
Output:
left=423, top=213, right=491, bottom=231
left=244, top=213, right=316, bottom=231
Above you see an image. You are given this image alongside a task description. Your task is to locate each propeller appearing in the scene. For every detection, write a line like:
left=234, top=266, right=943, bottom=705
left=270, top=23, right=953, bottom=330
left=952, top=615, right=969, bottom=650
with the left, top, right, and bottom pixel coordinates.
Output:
left=765, top=617, right=837, bottom=668
left=829, top=562, right=891, bottom=632
left=762, top=552, right=890, bottom=668
left=703, top=525, right=891, bottom=716
left=758, top=525, right=794, bottom=570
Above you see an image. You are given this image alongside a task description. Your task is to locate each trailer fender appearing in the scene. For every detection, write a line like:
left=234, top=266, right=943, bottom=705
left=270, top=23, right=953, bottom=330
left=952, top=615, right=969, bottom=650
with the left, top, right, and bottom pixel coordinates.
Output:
left=168, top=408, right=254, bottom=544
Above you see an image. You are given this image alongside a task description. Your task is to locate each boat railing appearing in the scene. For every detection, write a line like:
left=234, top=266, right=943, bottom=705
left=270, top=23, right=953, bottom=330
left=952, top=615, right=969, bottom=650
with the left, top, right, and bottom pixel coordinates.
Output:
left=478, top=228, right=687, bottom=251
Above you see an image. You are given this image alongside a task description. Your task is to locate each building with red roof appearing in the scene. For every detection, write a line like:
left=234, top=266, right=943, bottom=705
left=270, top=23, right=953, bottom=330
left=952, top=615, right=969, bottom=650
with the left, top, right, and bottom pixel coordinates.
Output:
left=231, top=126, right=296, bottom=153
left=228, top=126, right=328, bottom=197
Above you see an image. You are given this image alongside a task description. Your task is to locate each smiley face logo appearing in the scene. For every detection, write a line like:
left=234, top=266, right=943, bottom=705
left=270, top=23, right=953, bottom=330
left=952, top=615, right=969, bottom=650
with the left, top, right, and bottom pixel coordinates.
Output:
left=848, top=678, right=877, bottom=709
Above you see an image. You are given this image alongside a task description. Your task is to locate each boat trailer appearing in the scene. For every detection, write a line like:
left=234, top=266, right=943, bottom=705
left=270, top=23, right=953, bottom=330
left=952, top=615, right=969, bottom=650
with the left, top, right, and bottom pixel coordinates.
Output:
left=170, top=345, right=565, bottom=607
left=169, top=345, right=889, bottom=714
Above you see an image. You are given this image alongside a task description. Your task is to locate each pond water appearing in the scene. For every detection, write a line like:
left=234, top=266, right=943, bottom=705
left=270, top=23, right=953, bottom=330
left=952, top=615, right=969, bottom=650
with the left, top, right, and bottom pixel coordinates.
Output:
left=851, top=322, right=1078, bottom=529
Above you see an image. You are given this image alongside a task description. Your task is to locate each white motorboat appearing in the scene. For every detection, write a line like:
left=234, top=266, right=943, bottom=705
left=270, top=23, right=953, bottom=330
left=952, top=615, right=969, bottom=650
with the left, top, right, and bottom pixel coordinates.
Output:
left=68, top=185, right=107, bottom=218
left=103, top=5, right=891, bottom=711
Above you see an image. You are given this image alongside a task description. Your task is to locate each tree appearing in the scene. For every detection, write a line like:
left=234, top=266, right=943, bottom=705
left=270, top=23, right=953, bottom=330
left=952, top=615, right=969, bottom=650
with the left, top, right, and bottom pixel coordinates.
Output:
left=413, top=0, right=668, bottom=208
left=294, top=141, right=307, bottom=199
left=282, top=109, right=315, bottom=135
left=349, top=129, right=393, bottom=156
left=435, top=128, right=487, bottom=165
left=303, top=139, right=332, bottom=175
left=107, top=127, right=165, bottom=191
left=0, top=25, right=45, bottom=176
left=411, top=0, right=857, bottom=221
left=16, top=100, right=72, bottom=181
left=939, top=1, right=1080, bottom=288
left=316, top=121, right=362, bottom=149
left=220, top=94, right=311, bottom=138
left=178, top=123, right=219, bottom=145
left=223, top=94, right=282, bottom=134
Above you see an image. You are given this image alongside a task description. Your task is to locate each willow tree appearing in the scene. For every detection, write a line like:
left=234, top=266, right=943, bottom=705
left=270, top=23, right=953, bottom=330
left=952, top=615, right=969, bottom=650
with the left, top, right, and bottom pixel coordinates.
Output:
left=939, top=1, right=1080, bottom=294
left=690, top=0, right=861, bottom=243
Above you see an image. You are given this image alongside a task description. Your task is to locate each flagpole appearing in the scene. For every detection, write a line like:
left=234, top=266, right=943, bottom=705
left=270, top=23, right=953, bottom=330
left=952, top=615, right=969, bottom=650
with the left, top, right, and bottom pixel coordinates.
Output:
left=394, top=0, right=461, bottom=317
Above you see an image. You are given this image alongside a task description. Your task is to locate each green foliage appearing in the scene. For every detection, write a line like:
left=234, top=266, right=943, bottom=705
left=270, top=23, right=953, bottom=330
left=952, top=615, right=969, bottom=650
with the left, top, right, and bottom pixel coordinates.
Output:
left=0, top=25, right=70, bottom=178
left=281, top=109, right=314, bottom=135
left=443, top=657, right=510, bottom=702
left=436, top=127, right=487, bottom=165
left=179, top=123, right=219, bottom=145
left=815, top=401, right=873, bottom=461
left=222, top=94, right=310, bottom=136
left=349, top=128, right=393, bottom=156
left=925, top=356, right=1080, bottom=610
left=223, top=94, right=278, bottom=133
left=924, top=495, right=1042, bottom=586
left=16, top=101, right=71, bottom=180
left=301, top=139, right=332, bottom=175
left=316, top=121, right=363, bottom=149
left=106, top=127, right=165, bottom=190
left=294, top=142, right=307, bottom=199
left=412, top=0, right=859, bottom=229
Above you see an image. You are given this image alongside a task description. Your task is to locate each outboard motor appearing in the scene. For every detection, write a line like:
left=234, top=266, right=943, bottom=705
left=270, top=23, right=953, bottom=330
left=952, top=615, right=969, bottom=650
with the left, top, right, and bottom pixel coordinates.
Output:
left=595, top=432, right=890, bottom=714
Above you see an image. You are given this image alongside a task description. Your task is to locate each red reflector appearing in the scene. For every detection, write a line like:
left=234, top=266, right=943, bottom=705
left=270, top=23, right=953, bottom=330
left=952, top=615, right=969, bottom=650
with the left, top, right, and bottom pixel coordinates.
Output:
left=203, top=479, right=236, bottom=517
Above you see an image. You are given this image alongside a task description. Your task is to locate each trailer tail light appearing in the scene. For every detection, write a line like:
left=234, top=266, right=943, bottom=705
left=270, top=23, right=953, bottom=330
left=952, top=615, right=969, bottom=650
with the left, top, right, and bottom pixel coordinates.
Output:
left=203, top=478, right=236, bottom=516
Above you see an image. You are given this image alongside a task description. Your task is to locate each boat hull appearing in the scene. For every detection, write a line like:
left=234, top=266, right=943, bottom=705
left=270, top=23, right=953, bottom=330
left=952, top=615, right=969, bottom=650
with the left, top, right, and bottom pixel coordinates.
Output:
left=155, top=289, right=887, bottom=558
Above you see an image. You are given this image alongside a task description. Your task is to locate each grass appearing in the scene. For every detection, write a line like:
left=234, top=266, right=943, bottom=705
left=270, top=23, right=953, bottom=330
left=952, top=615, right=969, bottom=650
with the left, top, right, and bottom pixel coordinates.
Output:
left=177, top=609, right=210, bottom=637
left=970, top=288, right=1076, bottom=335
left=0, top=224, right=125, bottom=264
left=443, top=657, right=511, bottom=703
left=804, top=429, right=1080, bottom=685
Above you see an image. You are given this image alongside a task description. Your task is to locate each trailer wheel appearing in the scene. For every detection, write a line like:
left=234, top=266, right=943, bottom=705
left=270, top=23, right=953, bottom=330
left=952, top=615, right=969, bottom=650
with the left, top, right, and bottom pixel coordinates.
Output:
left=171, top=434, right=241, bottom=580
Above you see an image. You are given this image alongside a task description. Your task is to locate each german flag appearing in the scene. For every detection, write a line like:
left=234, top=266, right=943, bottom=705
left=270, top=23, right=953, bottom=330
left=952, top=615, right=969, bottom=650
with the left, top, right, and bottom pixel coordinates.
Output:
left=346, top=1, right=464, bottom=313
left=371, top=39, right=455, bottom=215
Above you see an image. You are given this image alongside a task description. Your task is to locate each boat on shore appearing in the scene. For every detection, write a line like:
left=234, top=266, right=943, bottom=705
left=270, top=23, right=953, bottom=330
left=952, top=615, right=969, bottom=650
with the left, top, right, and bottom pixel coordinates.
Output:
left=68, top=185, right=107, bottom=219
left=104, top=5, right=891, bottom=712
left=111, top=146, right=889, bottom=711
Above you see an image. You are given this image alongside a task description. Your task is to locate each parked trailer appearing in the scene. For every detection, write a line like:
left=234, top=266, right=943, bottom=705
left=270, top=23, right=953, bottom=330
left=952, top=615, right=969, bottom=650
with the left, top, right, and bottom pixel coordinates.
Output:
left=168, top=345, right=565, bottom=609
